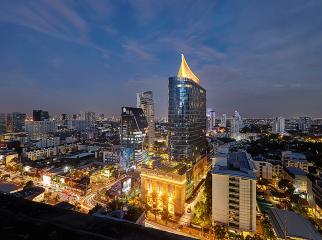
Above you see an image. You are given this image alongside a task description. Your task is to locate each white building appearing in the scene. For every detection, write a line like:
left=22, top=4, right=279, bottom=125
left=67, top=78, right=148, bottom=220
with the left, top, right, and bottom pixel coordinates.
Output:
left=137, top=91, right=155, bottom=150
left=272, top=117, right=285, bottom=134
left=299, top=116, right=311, bottom=132
left=35, top=137, right=60, bottom=148
left=254, top=160, right=273, bottom=180
left=212, top=150, right=256, bottom=232
left=220, top=114, right=227, bottom=127
left=80, top=112, right=96, bottom=123
left=25, top=120, right=58, bottom=139
left=230, top=111, right=243, bottom=138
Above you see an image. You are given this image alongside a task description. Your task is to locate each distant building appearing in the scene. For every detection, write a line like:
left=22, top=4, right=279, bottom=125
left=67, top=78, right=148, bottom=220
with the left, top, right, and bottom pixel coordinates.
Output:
left=0, top=113, right=6, bottom=134
left=299, top=116, right=311, bottom=132
left=209, top=110, right=216, bottom=130
left=168, top=54, right=206, bottom=163
left=6, top=112, right=26, bottom=133
left=137, top=91, right=155, bottom=150
left=212, top=150, right=256, bottom=232
left=120, top=107, right=148, bottom=167
left=220, top=114, right=227, bottom=127
left=254, top=160, right=273, bottom=180
left=284, top=167, right=309, bottom=194
left=272, top=117, right=285, bottom=134
left=32, top=110, right=49, bottom=121
left=230, top=111, right=243, bottom=138
left=25, top=120, right=58, bottom=139
left=268, top=208, right=321, bottom=240
left=285, top=118, right=299, bottom=132
left=282, top=151, right=308, bottom=172
left=80, top=112, right=96, bottom=123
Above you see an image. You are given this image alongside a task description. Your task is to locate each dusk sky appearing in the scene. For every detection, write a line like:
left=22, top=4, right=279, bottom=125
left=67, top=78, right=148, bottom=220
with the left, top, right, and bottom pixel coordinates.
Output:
left=1, top=0, right=322, bottom=118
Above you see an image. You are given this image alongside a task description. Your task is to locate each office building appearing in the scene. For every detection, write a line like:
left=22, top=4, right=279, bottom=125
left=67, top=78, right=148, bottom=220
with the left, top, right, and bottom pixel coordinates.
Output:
left=272, top=117, right=285, bottom=134
left=0, top=113, right=6, bottom=134
left=25, top=120, right=58, bottom=139
left=212, top=150, right=256, bottom=232
left=220, top=114, right=227, bottom=127
left=231, top=111, right=243, bottom=134
left=299, top=116, right=311, bottom=132
left=120, top=107, right=148, bottom=166
left=80, top=112, right=96, bottom=123
left=6, top=112, right=26, bottom=133
left=33, top=110, right=49, bottom=121
left=281, top=151, right=308, bottom=172
left=208, top=110, right=216, bottom=130
left=168, top=54, right=207, bottom=163
left=137, top=91, right=155, bottom=150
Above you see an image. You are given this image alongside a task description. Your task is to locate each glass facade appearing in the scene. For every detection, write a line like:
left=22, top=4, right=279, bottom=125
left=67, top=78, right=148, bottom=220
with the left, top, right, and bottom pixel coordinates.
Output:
left=168, top=77, right=207, bottom=163
left=120, top=107, right=148, bottom=166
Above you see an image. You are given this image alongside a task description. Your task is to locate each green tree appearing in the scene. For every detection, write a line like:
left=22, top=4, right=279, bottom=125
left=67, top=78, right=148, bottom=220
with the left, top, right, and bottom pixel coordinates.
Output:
left=151, top=208, right=160, bottom=221
left=23, top=180, right=34, bottom=190
left=213, top=225, right=227, bottom=239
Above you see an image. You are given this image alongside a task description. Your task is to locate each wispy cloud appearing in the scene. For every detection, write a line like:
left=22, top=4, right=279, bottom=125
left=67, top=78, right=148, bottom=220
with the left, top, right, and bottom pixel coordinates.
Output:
left=122, top=40, right=154, bottom=60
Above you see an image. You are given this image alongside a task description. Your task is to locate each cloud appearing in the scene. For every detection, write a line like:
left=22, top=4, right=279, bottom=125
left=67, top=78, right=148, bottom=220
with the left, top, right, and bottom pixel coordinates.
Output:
left=122, top=40, right=154, bottom=60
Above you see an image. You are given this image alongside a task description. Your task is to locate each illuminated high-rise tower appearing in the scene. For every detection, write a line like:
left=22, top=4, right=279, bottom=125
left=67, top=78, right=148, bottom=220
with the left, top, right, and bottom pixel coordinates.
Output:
left=168, top=54, right=207, bottom=163
left=137, top=91, right=155, bottom=150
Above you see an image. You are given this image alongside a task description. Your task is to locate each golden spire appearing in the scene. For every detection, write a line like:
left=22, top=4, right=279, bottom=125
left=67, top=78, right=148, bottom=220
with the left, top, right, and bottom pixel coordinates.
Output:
left=177, top=53, right=200, bottom=84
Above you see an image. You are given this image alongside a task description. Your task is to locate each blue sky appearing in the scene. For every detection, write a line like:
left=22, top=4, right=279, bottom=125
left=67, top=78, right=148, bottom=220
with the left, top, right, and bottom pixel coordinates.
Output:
left=0, top=0, right=322, bottom=117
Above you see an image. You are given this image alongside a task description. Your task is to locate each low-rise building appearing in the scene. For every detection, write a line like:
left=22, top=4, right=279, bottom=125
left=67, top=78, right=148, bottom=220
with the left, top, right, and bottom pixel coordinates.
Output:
left=282, top=151, right=308, bottom=172
left=284, top=167, right=309, bottom=194
left=268, top=208, right=321, bottom=240
left=254, top=160, right=273, bottom=180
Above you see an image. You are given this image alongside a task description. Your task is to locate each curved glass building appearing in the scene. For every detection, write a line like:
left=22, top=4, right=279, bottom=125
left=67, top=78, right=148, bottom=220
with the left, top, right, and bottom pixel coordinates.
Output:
left=168, top=54, right=207, bottom=163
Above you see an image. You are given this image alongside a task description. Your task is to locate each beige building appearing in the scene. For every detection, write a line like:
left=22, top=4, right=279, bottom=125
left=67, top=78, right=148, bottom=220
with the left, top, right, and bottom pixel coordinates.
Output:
left=254, top=160, right=273, bottom=180
left=141, top=164, right=186, bottom=215
left=141, top=156, right=209, bottom=216
left=212, top=151, right=256, bottom=232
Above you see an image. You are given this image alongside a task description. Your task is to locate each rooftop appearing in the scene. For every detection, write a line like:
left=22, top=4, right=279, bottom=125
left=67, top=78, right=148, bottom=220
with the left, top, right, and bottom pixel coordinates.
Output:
left=285, top=167, right=307, bottom=177
left=177, top=54, right=200, bottom=84
left=0, top=194, right=193, bottom=240
left=212, top=150, right=256, bottom=179
left=268, top=208, right=321, bottom=240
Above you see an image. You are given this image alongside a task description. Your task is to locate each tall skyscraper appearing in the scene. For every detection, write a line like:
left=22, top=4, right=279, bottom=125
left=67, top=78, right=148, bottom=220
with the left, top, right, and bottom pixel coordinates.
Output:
left=168, top=54, right=207, bottom=163
left=120, top=107, right=148, bottom=166
left=210, top=110, right=216, bottom=130
left=0, top=113, right=6, bottom=134
left=272, top=117, right=285, bottom=133
left=137, top=91, right=155, bottom=150
left=231, top=110, right=243, bottom=134
left=6, top=112, right=26, bottom=133
left=221, top=114, right=227, bottom=127
left=299, top=116, right=311, bottom=132
left=33, top=110, right=49, bottom=121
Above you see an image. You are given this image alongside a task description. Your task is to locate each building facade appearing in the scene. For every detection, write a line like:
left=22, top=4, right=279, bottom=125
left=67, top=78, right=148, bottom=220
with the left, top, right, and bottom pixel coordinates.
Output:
left=168, top=54, right=206, bottom=163
left=272, top=117, right=285, bottom=134
left=282, top=151, right=308, bottom=172
left=137, top=91, right=155, bottom=150
left=212, top=151, right=256, bottom=232
left=120, top=107, right=148, bottom=167
left=6, top=112, right=26, bottom=133
left=33, top=110, right=49, bottom=121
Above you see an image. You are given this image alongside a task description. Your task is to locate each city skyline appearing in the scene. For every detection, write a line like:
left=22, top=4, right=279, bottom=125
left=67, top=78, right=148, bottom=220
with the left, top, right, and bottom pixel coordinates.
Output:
left=1, top=1, right=322, bottom=117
